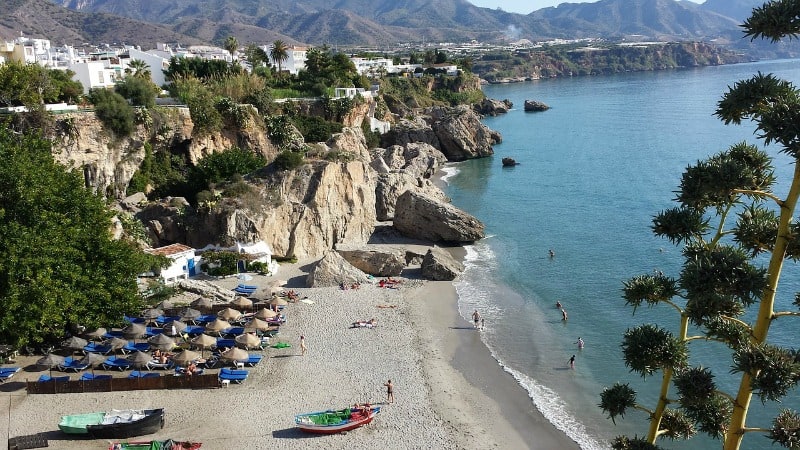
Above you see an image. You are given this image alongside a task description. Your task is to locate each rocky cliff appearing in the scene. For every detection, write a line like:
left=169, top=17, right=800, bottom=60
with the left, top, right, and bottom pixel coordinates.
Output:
left=52, top=107, right=278, bottom=198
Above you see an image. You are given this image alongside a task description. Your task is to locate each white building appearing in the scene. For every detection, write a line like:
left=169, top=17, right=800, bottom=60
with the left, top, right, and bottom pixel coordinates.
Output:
left=197, top=240, right=280, bottom=276
left=127, top=47, right=170, bottom=88
left=264, top=45, right=308, bottom=75
left=69, top=61, right=119, bottom=93
left=146, top=243, right=198, bottom=285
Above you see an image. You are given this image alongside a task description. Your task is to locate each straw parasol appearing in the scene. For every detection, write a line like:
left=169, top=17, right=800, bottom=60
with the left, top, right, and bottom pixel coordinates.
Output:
left=84, top=328, right=107, bottom=341
left=104, top=337, right=128, bottom=353
left=179, top=307, right=202, bottom=323
left=269, top=297, right=288, bottom=309
left=126, top=351, right=153, bottom=369
left=154, top=299, right=175, bottom=310
left=254, top=308, right=279, bottom=319
left=140, top=308, right=164, bottom=323
left=220, top=347, right=249, bottom=364
left=122, top=323, right=147, bottom=340
left=191, top=297, right=214, bottom=311
left=61, top=336, right=88, bottom=353
left=205, top=319, right=231, bottom=335
left=229, top=297, right=253, bottom=310
left=217, top=307, right=242, bottom=321
left=162, top=320, right=187, bottom=337
left=244, top=318, right=270, bottom=333
left=190, top=334, right=216, bottom=357
left=235, top=333, right=262, bottom=350
left=80, top=352, right=107, bottom=375
left=147, top=333, right=176, bottom=352
left=171, top=349, right=201, bottom=367
left=36, top=353, right=65, bottom=377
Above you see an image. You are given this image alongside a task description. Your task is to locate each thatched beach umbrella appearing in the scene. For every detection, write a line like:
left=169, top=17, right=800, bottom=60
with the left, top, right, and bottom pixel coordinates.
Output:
left=190, top=334, right=216, bottom=357
left=36, top=353, right=65, bottom=377
left=220, top=347, right=249, bottom=365
left=61, top=336, right=88, bottom=353
left=126, top=351, right=153, bottom=369
left=84, top=328, right=107, bottom=341
left=254, top=308, right=279, bottom=319
left=80, top=352, right=107, bottom=375
left=162, top=320, right=187, bottom=337
left=235, top=333, right=261, bottom=350
left=179, top=307, right=203, bottom=324
left=244, top=318, right=270, bottom=333
left=171, top=350, right=201, bottom=368
left=122, top=323, right=147, bottom=340
left=147, top=333, right=176, bottom=352
left=140, top=308, right=164, bottom=324
left=155, top=299, right=175, bottom=310
left=269, top=297, right=288, bottom=310
left=217, top=307, right=242, bottom=321
left=104, top=337, right=128, bottom=353
left=230, top=297, right=253, bottom=310
left=191, top=297, right=214, bottom=311
left=205, top=319, right=231, bottom=335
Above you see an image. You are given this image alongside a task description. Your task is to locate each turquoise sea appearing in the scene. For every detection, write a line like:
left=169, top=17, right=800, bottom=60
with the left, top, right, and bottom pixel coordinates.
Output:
left=442, top=59, right=800, bottom=449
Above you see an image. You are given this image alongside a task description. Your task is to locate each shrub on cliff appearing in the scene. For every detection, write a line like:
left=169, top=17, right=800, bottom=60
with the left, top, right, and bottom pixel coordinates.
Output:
left=115, top=75, right=159, bottom=108
left=88, top=88, right=135, bottom=136
left=274, top=150, right=305, bottom=170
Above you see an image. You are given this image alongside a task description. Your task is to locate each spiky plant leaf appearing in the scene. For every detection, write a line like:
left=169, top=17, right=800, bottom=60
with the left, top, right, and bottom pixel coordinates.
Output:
left=600, top=383, right=637, bottom=425
left=770, top=409, right=800, bottom=449
left=622, top=274, right=679, bottom=311
left=652, top=207, right=708, bottom=245
left=622, top=325, right=688, bottom=378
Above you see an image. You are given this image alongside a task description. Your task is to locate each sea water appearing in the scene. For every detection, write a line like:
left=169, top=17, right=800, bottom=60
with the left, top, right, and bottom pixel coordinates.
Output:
left=443, top=59, right=800, bottom=450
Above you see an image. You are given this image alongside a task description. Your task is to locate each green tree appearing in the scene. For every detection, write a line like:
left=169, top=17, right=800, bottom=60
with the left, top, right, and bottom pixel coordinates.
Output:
left=223, top=36, right=239, bottom=60
left=88, top=88, right=135, bottom=136
left=0, top=127, right=164, bottom=347
left=600, top=3, right=800, bottom=450
left=115, top=75, right=159, bottom=108
left=270, top=40, right=290, bottom=77
left=126, top=59, right=151, bottom=80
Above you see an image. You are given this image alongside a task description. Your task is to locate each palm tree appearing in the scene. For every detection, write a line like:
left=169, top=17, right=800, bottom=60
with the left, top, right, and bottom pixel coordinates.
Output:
left=223, top=36, right=239, bottom=61
left=270, top=40, right=289, bottom=77
left=126, top=59, right=151, bottom=80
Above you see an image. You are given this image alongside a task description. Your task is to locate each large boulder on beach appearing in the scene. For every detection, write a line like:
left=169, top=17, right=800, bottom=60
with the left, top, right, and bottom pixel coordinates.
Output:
left=177, top=279, right=236, bottom=303
left=337, top=248, right=405, bottom=277
left=421, top=248, right=465, bottom=281
left=375, top=173, right=448, bottom=221
left=306, top=251, right=371, bottom=288
left=393, top=191, right=485, bottom=243
left=425, top=105, right=500, bottom=161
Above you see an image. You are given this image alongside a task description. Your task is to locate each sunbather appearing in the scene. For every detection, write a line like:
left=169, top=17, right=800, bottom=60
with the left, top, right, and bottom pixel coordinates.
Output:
left=351, top=318, right=377, bottom=328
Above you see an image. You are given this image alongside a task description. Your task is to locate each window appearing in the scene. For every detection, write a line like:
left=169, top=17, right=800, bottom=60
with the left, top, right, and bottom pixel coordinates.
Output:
left=98, top=71, right=105, bottom=84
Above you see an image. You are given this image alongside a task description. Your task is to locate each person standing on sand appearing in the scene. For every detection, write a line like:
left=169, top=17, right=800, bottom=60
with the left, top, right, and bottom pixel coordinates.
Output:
left=561, top=308, right=568, bottom=321
left=384, top=379, right=394, bottom=404
left=569, top=355, right=576, bottom=369
left=299, top=335, right=307, bottom=356
left=472, top=310, right=481, bottom=328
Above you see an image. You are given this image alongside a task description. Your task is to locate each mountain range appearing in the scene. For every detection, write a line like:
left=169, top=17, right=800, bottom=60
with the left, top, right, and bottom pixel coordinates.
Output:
left=1, top=0, right=768, bottom=49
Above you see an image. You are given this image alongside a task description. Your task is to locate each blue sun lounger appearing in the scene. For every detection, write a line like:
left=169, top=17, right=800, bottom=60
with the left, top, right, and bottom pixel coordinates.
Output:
left=0, top=367, right=21, bottom=383
left=79, top=373, right=112, bottom=381
left=58, top=357, right=89, bottom=372
left=218, top=367, right=248, bottom=384
left=129, top=371, right=160, bottom=379
left=244, top=354, right=262, bottom=367
left=38, top=374, right=70, bottom=382
left=101, top=356, right=132, bottom=371
left=121, top=342, right=151, bottom=354
left=83, top=342, right=113, bottom=354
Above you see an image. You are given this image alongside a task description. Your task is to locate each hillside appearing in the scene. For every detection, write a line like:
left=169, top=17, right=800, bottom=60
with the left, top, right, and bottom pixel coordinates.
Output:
left=1, top=0, right=205, bottom=47
left=46, top=0, right=757, bottom=46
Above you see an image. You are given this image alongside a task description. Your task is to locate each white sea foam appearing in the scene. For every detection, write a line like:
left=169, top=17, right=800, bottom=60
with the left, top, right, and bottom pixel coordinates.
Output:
left=438, top=164, right=459, bottom=185
left=455, top=241, right=608, bottom=450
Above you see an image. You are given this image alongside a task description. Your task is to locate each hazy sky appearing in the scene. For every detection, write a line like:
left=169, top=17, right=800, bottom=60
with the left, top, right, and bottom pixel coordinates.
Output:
left=468, top=0, right=704, bottom=15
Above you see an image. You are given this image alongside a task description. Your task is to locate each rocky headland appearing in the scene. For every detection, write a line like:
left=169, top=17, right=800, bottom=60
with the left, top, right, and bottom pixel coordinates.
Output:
left=51, top=98, right=501, bottom=278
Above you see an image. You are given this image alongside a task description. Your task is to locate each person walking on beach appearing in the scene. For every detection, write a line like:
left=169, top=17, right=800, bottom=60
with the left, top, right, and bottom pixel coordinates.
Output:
left=575, top=337, right=584, bottom=349
left=472, top=310, right=481, bottom=329
left=299, top=335, right=307, bottom=356
left=384, top=379, right=394, bottom=404
left=569, top=355, right=576, bottom=369
left=561, top=308, right=568, bottom=321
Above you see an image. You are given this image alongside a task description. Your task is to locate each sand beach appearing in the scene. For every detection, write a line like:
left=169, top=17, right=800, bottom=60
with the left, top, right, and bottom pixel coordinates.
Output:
left=0, top=244, right=579, bottom=450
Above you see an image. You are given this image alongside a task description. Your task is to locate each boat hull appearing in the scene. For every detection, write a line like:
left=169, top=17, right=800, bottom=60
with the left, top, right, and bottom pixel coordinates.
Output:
left=295, top=406, right=380, bottom=434
left=60, top=409, right=164, bottom=439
